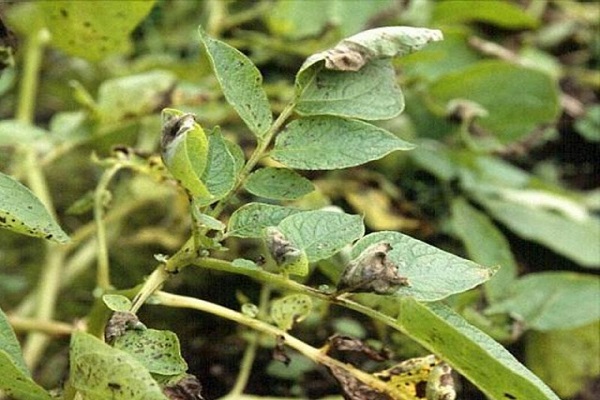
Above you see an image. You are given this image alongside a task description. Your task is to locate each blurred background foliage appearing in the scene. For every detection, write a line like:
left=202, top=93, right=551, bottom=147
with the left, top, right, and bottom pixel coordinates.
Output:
left=0, top=1, right=598, bottom=399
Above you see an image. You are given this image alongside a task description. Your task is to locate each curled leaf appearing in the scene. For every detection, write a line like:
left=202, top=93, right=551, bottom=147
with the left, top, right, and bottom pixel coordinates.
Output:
left=329, top=365, right=392, bottom=400
left=162, top=374, right=205, bottom=400
left=327, top=334, right=389, bottom=362
left=264, top=226, right=309, bottom=276
left=160, top=108, right=210, bottom=198
left=337, top=242, right=410, bottom=295
left=104, top=312, right=146, bottom=345
left=270, top=294, right=312, bottom=331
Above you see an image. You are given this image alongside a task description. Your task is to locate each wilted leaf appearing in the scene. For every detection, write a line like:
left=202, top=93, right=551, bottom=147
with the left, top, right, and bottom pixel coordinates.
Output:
left=271, top=116, right=414, bottom=170
left=0, top=172, right=70, bottom=243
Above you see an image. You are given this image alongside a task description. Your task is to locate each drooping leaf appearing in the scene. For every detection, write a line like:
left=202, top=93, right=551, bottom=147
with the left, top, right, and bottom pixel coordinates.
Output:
left=70, top=331, right=166, bottom=400
left=428, top=61, right=560, bottom=145
left=244, top=167, right=314, bottom=200
left=485, top=272, right=600, bottom=331
left=0, top=172, right=70, bottom=243
left=199, top=27, right=272, bottom=137
left=432, top=0, right=539, bottom=29
left=350, top=232, right=497, bottom=301
left=270, top=116, right=414, bottom=170
left=473, top=194, right=600, bottom=268
left=296, top=59, right=403, bottom=120
left=0, top=352, right=52, bottom=400
left=525, top=323, right=600, bottom=398
left=196, top=129, right=237, bottom=206
left=277, top=210, right=364, bottom=262
left=393, top=298, right=561, bottom=400
left=227, top=203, right=301, bottom=238
left=39, top=1, right=156, bottom=61
left=97, top=71, right=177, bottom=123
left=160, top=109, right=210, bottom=199
left=451, top=198, right=517, bottom=303
left=270, top=294, right=312, bottom=331
left=113, top=329, right=188, bottom=376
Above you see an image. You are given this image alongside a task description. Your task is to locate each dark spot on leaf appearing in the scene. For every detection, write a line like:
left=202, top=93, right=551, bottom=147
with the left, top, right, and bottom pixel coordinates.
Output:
left=83, top=21, right=91, bottom=28
left=0, top=216, right=5, bottom=223
left=60, top=8, right=68, bottom=18
left=45, top=234, right=53, bottom=240
left=108, top=382, right=121, bottom=390
left=504, top=394, right=517, bottom=400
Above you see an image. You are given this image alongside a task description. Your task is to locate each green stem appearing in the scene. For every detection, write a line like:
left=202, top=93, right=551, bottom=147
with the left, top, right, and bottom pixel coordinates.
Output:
left=94, top=164, right=123, bottom=290
left=154, top=291, right=411, bottom=400
left=227, top=285, right=272, bottom=397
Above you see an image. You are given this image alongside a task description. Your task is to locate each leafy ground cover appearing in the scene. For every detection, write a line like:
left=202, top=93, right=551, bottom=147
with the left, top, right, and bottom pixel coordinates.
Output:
left=0, top=1, right=598, bottom=399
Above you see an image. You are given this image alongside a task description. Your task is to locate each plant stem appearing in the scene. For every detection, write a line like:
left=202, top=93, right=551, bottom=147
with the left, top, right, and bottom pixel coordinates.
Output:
left=94, top=164, right=123, bottom=290
left=8, top=316, right=74, bottom=336
left=227, top=285, right=272, bottom=397
left=155, top=291, right=412, bottom=400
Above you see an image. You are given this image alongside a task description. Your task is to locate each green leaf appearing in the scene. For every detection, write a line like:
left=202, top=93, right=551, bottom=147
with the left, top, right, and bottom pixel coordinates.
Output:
left=270, top=294, right=313, bottom=331
left=102, top=294, right=133, bottom=312
left=70, top=331, right=166, bottom=400
left=432, top=0, right=539, bottom=29
left=0, top=307, right=29, bottom=377
left=450, top=198, right=517, bottom=303
left=199, top=27, right=272, bottom=137
left=351, top=231, right=497, bottom=301
left=97, top=71, right=177, bottom=124
left=196, top=129, right=237, bottom=206
left=39, top=1, right=156, bottom=61
left=267, top=0, right=396, bottom=39
left=0, top=351, right=52, bottom=400
left=244, top=167, right=314, bottom=200
left=278, top=210, right=365, bottom=262
left=394, top=298, right=560, bottom=400
left=270, top=116, right=414, bottom=170
left=428, top=61, right=560, bottom=144
left=113, top=329, right=188, bottom=376
left=0, top=172, right=70, bottom=243
left=296, top=59, right=404, bottom=120
left=525, top=323, right=600, bottom=398
left=485, top=272, right=600, bottom=331
left=160, top=109, right=210, bottom=199
left=575, top=104, right=600, bottom=142
left=473, top=195, right=600, bottom=268
left=0, top=120, right=48, bottom=146
left=298, top=26, right=443, bottom=76
left=227, top=203, right=301, bottom=238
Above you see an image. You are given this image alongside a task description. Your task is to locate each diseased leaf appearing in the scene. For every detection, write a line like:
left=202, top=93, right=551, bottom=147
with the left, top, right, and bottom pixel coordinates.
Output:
left=39, top=1, right=156, bottom=61
left=298, top=26, right=443, bottom=75
left=113, top=329, right=188, bottom=376
left=244, top=167, right=314, bottom=200
left=270, top=294, right=312, bottom=331
left=351, top=232, right=497, bottom=301
left=278, top=210, right=364, bottom=262
left=485, top=272, right=600, bottom=331
left=271, top=116, right=414, bottom=170
left=394, top=298, right=561, bottom=400
left=0, top=351, right=52, bottom=400
left=264, top=227, right=309, bottom=276
left=227, top=203, right=301, bottom=238
left=451, top=198, right=517, bottom=303
left=70, top=331, right=166, bottom=400
left=199, top=27, right=272, bottom=137
left=0, top=172, right=70, bottom=243
left=296, top=59, right=403, bottom=120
